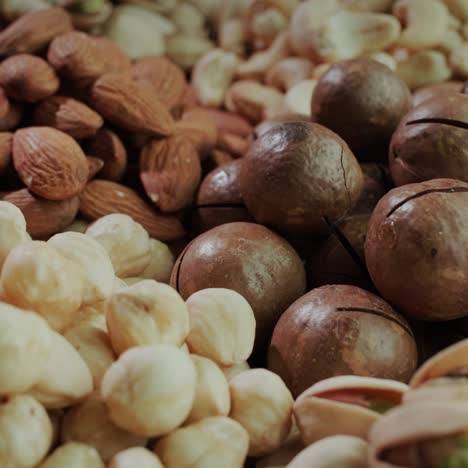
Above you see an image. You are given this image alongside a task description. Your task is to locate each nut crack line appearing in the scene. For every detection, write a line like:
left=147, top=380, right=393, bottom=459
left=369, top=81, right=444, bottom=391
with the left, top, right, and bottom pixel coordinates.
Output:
left=406, top=117, right=468, bottom=130
left=386, top=187, right=468, bottom=218
left=339, top=144, right=351, bottom=205
left=175, top=241, right=193, bottom=293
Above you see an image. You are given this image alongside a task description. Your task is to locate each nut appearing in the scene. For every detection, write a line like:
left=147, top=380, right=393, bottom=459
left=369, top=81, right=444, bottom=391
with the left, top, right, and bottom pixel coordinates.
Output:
left=0, top=54, right=59, bottom=103
left=140, top=136, right=201, bottom=213
left=170, top=2, right=207, bottom=37
left=229, top=368, right=294, bottom=456
left=192, top=49, right=239, bottom=107
left=0, top=302, right=52, bottom=394
left=444, top=0, right=468, bottom=20
left=139, top=238, right=174, bottom=283
left=13, top=127, right=89, bottom=201
left=256, top=430, right=304, bottom=468
left=202, top=109, right=253, bottom=138
left=0, top=88, right=22, bottom=131
left=450, top=42, right=468, bottom=78
left=283, top=79, right=317, bottom=116
left=85, top=213, right=150, bottom=278
left=86, top=156, right=104, bottom=181
left=246, top=6, right=289, bottom=51
left=218, top=18, right=246, bottom=55
left=109, top=447, right=163, bottom=468
left=0, top=7, right=73, bottom=56
left=80, top=180, right=186, bottom=242
left=90, top=74, right=174, bottom=137
left=33, top=96, right=103, bottom=139
left=28, top=330, right=93, bottom=408
left=222, top=361, right=251, bottom=382
left=101, top=344, right=197, bottom=437
left=186, top=288, right=256, bottom=366
left=3, top=189, right=80, bottom=240
left=0, top=132, right=13, bottom=173
left=186, top=355, right=231, bottom=423
left=0, top=395, right=52, bottom=467
left=166, top=34, right=216, bottom=70
left=61, top=393, right=147, bottom=462
left=106, top=280, right=190, bottom=354
left=365, top=51, right=397, bottom=71
left=0, top=241, right=84, bottom=331
left=265, top=57, right=314, bottom=91
left=39, top=442, right=104, bottom=468
left=154, top=416, right=249, bottom=468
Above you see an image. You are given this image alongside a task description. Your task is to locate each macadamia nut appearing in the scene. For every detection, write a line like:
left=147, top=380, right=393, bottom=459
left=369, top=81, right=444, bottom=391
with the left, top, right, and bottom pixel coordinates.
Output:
left=154, top=416, right=249, bottom=468
left=186, top=288, right=256, bottom=366
left=229, top=369, right=294, bottom=457
left=139, top=238, right=175, bottom=283
left=39, top=442, right=104, bottom=468
left=85, top=214, right=151, bottom=278
left=48, top=232, right=115, bottom=305
left=109, top=447, right=164, bottom=468
left=0, top=241, right=84, bottom=331
left=101, top=344, right=196, bottom=437
left=106, top=280, right=189, bottom=355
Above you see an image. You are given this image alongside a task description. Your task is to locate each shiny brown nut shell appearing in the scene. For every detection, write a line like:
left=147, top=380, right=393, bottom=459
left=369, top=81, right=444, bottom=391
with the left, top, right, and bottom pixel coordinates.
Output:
left=412, top=81, right=463, bottom=107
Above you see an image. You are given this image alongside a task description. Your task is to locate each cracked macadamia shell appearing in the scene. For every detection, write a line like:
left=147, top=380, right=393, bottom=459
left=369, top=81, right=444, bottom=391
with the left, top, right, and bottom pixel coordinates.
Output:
left=364, top=178, right=468, bottom=321
left=239, top=122, right=364, bottom=238
left=268, top=285, right=417, bottom=397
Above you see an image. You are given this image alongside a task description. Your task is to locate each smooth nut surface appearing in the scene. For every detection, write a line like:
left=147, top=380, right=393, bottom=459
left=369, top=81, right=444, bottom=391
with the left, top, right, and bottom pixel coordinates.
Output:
left=139, top=238, right=174, bottom=283
left=39, top=442, right=104, bottom=468
left=109, top=447, right=163, bottom=468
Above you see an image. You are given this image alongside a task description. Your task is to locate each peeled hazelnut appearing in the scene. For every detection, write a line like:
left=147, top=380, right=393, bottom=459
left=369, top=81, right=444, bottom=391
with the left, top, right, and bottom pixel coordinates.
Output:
left=0, top=395, right=52, bottom=468
left=284, top=79, right=317, bottom=116
left=0, top=241, right=84, bottom=332
left=265, top=57, right=314, bottom=91
left=72, top=301, right=108, bottom=333
left=222, top=361, right=251, bottom=381
left=154, top=416, right=249, bottom=468
left=139, top=238, right=174, bottom=283
left=170, top=2, right=207, bottom=37
left=101, top=344, right=196, bottom=437
left=29, top=330, right=93, bottom=408
left=0, top=302, right=52, bottom=394
left=0, top=200, right=31, bottom=269
left=109, top=447, right=163, bottom=468
left=61, top=393, right=147, bottom=462
left=48, top=232, right=115, bottom=305
left=365, top=52, right=397, bottom=71
left=39, top=442, right=104, bottom=468
left=229, top=368, right=294, bottom=456
left=186, top=355, right=231, bottom=423
left=85, top=214, right=151, bottom=278
left=186, top=288, right=256, bottom=367
left=167, top=34, right=215, bottom=70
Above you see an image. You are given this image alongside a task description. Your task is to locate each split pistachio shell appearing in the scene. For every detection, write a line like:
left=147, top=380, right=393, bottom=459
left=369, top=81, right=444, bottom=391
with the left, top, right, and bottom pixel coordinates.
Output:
left=39, top=442, right=104, bottom=468
left=294, top=376, right=408, bottom=446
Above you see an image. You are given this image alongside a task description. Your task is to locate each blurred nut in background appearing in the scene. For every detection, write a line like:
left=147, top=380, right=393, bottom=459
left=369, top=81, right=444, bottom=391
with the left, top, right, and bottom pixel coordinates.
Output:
left=109, top=447, right=163, bottom=468
left=39, top=442, right=104, bottom=468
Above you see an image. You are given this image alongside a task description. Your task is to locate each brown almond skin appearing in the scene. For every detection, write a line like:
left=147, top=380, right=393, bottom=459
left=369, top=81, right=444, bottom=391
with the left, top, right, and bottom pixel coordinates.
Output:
left=86, top=156, right=104, bottom=180
left=33, top=96, right=103, bottom=139
left=90, top=74, right=175, bottom=137
left=312, top=59, right=411, bottom=159
left=389, top=94, right=468, bottom=185
left=365, top=178, right=468, bottom=321
left=0, top=54, right=59, bottom=103
left=0, top=88, right=22, bottom=131
left=84, top=128, right=127, bottom=181
left=240, top=122, right=364, bottom=238
left=268, top=285, right=418, bottom=397
left=13, top=127, right=89, bottom=201
left=0, top=8, right=73, bottom=56
left=80, top=179, right=186, bottom=241
left=4, top=189, right=79, bottom=239
left=0, top=132, right=12, bottom=175
left=170, top=222, right=306, bottom=362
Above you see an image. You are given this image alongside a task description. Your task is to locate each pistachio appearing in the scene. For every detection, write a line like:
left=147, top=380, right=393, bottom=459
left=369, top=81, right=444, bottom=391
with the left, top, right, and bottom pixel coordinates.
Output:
left=167, top=34, right=215, bottom=70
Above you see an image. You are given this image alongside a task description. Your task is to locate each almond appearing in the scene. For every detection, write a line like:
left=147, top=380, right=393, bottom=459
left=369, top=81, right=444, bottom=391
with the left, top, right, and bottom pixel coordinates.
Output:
left=13, top=127, right=89, bottom=201
left=80, top=179, right=186, bottom=241
left=86, top=156, right=104, bottom=180
left=0, top=7, right=73, bottom=56
left=48, top=31, right=131, bottom=82
left=132, top=56, right=188, bottom=111
left=3, top=188, right=80, bottom=239
left=84, top=128, right=127, bottom=181
left=0, top=87, right=22, bottom=131
left=90, top=74, right=175, bottom=137
left=140, top=135, right=201, bottom=213
left=33, top=96, right=104, bottom=139
left=0, top=132, right=12, bottom=174
left=173, top=85, right=199, bottom=118
left=209, top=149, right=235, bottom=168
left=217, top=131, right=250, bottom=157
left=203, top=109, right=253, bottom=138
left=0, top=54, right=60, bottom=103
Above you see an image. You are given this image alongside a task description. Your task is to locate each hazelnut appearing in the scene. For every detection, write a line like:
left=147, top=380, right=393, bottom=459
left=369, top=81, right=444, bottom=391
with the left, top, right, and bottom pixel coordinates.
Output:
left=0, top=241, right=84, bottom=332
left=101, top=344, right=196, bottom=437
left=85, top=214, right=151, bottom=278
left=61, top=393, right=147, bottom=462
left=139, top=238, right=174, bottom=283
left=186, top=288, right=256, bottom=366
left=39, top=442, right=104, bottom=468
left=48, top=232, right=115, bottom=305
left=72, top=302, right=108, bottom=332
left=106, top=280, right=189, bottom=355
left=154, top=416, right=249, bottom=468
left=0, top=395, right=52, bottom=467
left=0, top=302, right=53, bottom=396
left=186, top=355, right=231, bottom=423
left=229, top=368, right=294, bottom=456
left=223, top=361, right=251, bottom=382
left=109, top=447, right=163, bottom=468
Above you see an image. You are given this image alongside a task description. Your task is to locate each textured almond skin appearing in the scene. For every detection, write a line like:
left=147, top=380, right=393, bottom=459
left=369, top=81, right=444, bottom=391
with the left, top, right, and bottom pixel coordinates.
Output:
left=203, top=109, right=253, bottom=138
left=90, top=74, right=175, bottom=137
left=33, top=96, right=103, bottom=139
left=3, top=188, right=80, bottom=239
left=0, top=8, right=73, bottom=56
left=80, top=179, right=186, bottom=241
left=48, top=31, right=131, bottom=81
left=0, top=88, right=22, bottom=131
left=86, top=157, right=104, bottom=180
left=84, top=128, right=127, bottom=181
left=0, top=132, right=12, bottom=175
left=140, top=136, right=201, bottom=213
left=132, top=56, right=187, bottom=111
left=0, top=54, right=59, bottom=103
left=13, top=127, right=89, bottom=201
